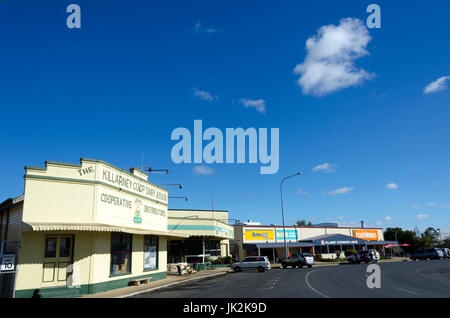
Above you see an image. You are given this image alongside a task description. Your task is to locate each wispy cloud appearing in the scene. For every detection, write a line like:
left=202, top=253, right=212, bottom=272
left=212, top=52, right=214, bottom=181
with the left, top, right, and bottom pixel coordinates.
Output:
left=324, top=186, right=355, bottom=195
left=384, top=216, right=392, bottom=221
left=386, top=182, right=398, bottom=190
left=426, top=202, right=437, bottom=207
left=312, top=163, right=338, bottom=173
left=297, top=189, right=311, bottom=196
left=192, top=21, right=219, bottom=35
left=193, top=88, right=217, bottom=101
left=423, top=76, right=450, bottom=94
left=294, top=18, right=374, bottom=96
left=239, top=98, right=266, bottom=114
left=193, top=165, right=214, bottom=175
left=416, top=214, right=430, bottom=220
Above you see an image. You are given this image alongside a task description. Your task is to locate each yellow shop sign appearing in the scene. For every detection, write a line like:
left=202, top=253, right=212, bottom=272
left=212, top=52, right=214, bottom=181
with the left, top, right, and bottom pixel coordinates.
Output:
left=244, top=229, right=274, bottom=241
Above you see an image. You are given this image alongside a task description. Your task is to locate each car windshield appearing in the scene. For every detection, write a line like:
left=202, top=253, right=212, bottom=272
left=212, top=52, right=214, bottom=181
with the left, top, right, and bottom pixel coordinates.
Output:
left=303, top=253, right=311, bottom=257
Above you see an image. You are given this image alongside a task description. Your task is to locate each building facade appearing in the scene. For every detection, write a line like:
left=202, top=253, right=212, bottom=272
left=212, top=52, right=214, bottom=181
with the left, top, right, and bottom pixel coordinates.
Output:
left=0, top=158, right=235, bottom=298
left=231, top=224, right=391, bottom=262
left=167, top=209, right=233, bottom=264
left=0, top=159, right=190, bottom=298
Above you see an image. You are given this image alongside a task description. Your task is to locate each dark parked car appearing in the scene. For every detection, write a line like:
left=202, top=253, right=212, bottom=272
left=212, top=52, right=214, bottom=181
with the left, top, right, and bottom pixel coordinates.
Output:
left=410, top=248, right=444, bottom=260
left=281, top=253, right=314, bottom=268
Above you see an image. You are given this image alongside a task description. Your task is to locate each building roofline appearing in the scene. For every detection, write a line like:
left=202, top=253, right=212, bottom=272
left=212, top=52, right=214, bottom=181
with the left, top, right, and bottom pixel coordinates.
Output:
left=24, top=158, right=167, bottom=192
left=235, top=224, right=383, bottom=230
left=168, top=209, right=229, bottom=212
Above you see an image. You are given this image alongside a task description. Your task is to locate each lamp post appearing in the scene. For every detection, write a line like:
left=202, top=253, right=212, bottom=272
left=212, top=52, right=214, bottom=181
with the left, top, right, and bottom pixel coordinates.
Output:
left=280, top=172, right=302, bottom=259
left=168, top=196, right=188, bottom=201
left=161, top=184, right=182, bottom=189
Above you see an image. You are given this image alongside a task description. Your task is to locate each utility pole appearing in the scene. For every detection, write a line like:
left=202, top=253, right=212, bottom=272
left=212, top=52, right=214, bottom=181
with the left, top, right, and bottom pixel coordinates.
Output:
left=280, top=172, right=302, bottom=259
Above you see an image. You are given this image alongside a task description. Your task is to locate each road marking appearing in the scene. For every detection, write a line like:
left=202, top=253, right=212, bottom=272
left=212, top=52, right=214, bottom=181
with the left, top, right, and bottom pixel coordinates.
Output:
left=305, top=270, right=330, bottom=298
left=415, top=267, right=450, bottom=285
left=397, top=287, right=420, bottom=296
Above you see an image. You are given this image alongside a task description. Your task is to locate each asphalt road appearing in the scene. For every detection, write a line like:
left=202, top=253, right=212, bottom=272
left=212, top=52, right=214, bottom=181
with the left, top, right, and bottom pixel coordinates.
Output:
left=131, top=259, right=450, bottom=298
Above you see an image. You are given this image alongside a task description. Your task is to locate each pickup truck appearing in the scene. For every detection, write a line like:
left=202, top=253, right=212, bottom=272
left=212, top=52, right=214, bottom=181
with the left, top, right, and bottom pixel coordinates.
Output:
left=281, top=253, right=314, bottom=268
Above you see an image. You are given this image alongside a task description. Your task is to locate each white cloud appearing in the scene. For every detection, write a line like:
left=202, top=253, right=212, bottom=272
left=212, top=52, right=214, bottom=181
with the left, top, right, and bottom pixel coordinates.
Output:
left=427, top=202, right=437, bottom=207
left=192, top=21, right=219, bottom=35
left=294, top=18, right=374, bottom=96
left=312, top=162, right=338, bottom=173
left=386, top=183, right=398, bottom=190
left=297, top=189, right=311, bottom=196
left=325, top=186, right=355, bottom=195
left=193, top=165, right=214, bottom=175
left=416, top=214, right=430, bottom=220
left=411, top=205, right=420, bottom=209
left=193, top=88, right=216, bottom=101
left=240, top=98, right=266, bottom=114
left=338, top=216, right=346, bottom=220
left=423, top=76, right=450, bottom=94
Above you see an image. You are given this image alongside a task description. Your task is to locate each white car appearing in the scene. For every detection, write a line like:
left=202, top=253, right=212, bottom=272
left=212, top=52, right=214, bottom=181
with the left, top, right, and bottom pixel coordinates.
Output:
left=369, top=249, right=380, bottom=261
left=232, top=256, right=271, bottom=272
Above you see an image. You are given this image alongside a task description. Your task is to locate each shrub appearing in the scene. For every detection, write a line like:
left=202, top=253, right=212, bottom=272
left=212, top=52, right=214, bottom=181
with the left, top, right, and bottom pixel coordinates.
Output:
left=223, top=256, right=232, bottom=264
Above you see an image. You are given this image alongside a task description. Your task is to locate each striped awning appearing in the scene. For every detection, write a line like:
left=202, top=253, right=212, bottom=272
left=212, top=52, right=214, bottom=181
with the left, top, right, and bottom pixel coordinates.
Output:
left=22, top=222, right=189, bottom=238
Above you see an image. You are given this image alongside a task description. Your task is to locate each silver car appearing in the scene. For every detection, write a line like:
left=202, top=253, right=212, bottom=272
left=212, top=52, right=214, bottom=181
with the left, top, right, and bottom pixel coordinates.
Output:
left=232, top=256, right=271, bottom=272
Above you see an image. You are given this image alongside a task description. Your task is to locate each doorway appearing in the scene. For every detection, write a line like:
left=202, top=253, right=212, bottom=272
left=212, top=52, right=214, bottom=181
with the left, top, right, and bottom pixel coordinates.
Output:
left=42, top=235, right=74, bottom=287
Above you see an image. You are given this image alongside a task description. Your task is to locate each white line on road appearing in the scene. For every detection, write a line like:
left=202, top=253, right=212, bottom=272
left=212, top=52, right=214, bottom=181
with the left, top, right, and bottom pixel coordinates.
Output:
left=397, top=287, right=420, bottom=296
left=305, top=270, right=330, bottom=298
left=415, top=267, right=450, bottom=285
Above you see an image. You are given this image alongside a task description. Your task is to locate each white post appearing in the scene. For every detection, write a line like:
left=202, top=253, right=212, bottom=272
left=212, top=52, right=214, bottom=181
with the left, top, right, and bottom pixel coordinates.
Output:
left=202, top=238, right=205, bottom=263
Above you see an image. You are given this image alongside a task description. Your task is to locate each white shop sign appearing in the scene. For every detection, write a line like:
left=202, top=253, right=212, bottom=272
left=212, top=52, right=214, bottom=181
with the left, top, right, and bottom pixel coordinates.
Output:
left=1, top=254, right=15, bottom=272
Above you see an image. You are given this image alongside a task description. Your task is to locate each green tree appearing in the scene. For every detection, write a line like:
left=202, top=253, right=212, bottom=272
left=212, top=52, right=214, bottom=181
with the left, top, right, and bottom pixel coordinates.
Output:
left=296, top=220, right=312, bottom=226
left=419, top=227, right=440, bottom=248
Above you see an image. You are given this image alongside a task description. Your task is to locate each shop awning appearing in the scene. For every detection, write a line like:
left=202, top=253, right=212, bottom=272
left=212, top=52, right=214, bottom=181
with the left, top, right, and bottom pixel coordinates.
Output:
left=300, top=234, right=366, bottom=246
left=23, top=222, right=189, bottom=238
left=251, top=242, right=313, bottom=249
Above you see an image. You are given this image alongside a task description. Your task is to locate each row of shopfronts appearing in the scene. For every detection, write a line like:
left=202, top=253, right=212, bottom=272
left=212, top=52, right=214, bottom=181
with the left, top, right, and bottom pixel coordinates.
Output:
left=230, top=224, right=397, bottom=262
left=0, top=157, right=397, bottom=298
left=0, top=159, right=233, bottom=298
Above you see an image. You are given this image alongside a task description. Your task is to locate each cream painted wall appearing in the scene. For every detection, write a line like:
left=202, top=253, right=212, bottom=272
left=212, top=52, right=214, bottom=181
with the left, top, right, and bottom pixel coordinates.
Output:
left=16, top=231, right=93, bottom=291
left=23, top=160, right=169, bottom=233
left=15, top=231, right=168, bottom=293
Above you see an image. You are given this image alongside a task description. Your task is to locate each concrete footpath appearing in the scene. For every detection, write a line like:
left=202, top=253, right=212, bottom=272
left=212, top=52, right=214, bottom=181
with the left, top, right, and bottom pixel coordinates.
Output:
left=82, top=267, right=232, bottom=298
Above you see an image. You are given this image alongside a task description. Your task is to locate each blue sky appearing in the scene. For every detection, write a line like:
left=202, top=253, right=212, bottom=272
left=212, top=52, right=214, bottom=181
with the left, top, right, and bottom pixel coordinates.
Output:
left=1, top=1, right=449, bottom=234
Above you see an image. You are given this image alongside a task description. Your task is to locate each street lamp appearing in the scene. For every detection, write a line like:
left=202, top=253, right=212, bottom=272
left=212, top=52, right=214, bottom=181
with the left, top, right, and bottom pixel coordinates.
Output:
left=280, top=172, right=302, bottom=259
left=169, top=196, right=188, bottom=201
left=161, top=184, right=183, bottom=189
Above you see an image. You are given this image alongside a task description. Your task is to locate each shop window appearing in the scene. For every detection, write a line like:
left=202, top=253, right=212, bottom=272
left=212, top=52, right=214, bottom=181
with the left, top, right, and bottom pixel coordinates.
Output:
left=205, top=240, right=221, bottom=256
left=110, top=233, right=132, bottom=276
left=59, top=237, right=72, bottom=257
left=144, top=235, right=158, bottom=271
left=45, top=238, right=57, bottom=258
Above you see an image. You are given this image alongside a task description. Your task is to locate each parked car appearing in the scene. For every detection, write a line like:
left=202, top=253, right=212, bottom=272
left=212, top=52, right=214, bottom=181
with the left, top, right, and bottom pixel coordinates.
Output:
left=410, top=248, right=444, bottom=260
left=438, top=248, right=450, bottom=259
left=232, top=256, right=271, bottom=272
left=368, top=249, right=380, bottom=261
left=281, top=253, right=314, bottom=268
left=347, top=250, right=377, bottom=264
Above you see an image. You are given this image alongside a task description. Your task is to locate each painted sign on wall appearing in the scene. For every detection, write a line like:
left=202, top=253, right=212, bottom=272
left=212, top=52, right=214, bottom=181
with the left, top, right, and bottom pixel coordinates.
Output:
left=244, top=229, right=275, bottom=241
left=354, top=229, right=379, bottom=241
left=275, top=229, right=298, bottom=241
